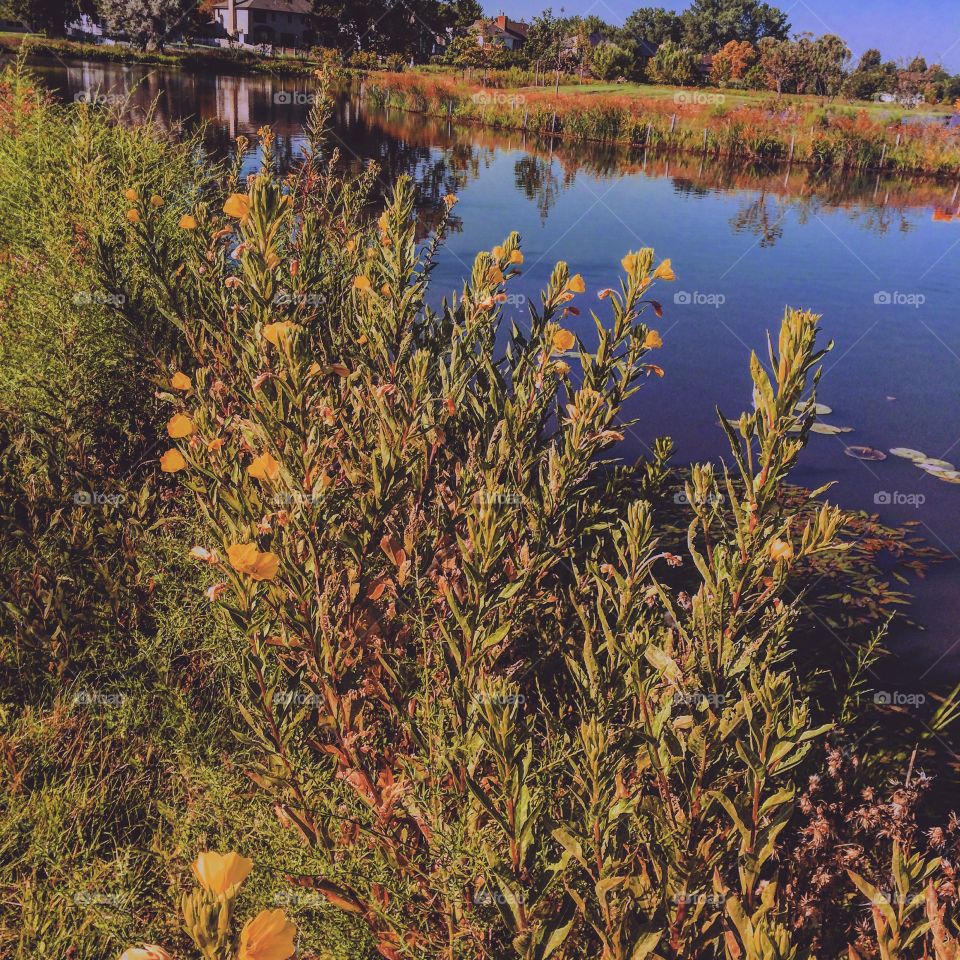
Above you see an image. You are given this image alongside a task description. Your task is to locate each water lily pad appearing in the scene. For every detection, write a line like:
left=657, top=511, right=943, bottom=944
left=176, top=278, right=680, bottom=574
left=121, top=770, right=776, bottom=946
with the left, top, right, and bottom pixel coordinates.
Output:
left=811, top=423, right=853, bottom=435
left=889, top=448, right=928, bottom=461
left=795, top=401, right=833, bottom=416
left=844, top=446, right=887, bottom=461
left=924, top=468, right=960, bottom=483
left=917, top=458, right=956, bottom=471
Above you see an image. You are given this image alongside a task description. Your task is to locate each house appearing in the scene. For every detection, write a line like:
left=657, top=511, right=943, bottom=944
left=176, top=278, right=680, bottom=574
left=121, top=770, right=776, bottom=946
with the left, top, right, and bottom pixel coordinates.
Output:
left=65, top=13, right=107, bottom=40
left=471, top=14, right=528, bottom=51
left=211, top=0, right=314, bottom=48
left=696, top=54, right=714, bottom=82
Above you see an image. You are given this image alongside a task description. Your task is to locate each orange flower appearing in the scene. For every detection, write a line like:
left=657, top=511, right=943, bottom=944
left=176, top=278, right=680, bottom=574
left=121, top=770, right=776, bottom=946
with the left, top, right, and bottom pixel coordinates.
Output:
left=239, top=908, right=297, bottom=960
left=247, top=452, right=281, bottom=482
left=552, top=328, right=576, bottom=353
left=126, top=209, right=141, bottom=223
left=353, top=275, right=372, bottom=293
left=228, top=543, right=280, bottom=581
left=509, top=249, right=524, bottom=265
left=178, top=214, right=198, bottom=230
left=653, top=259, right=676, bottom=281
left=644, top=330, right=663, bottom=349
left=207, top=438, right=225, bottom=452
left=554, top=361, right=571, bottom=375
left=149, top=194, right=164, bottom=208
left=262, top=321, right=297, bottom=347
left=170, top=371, right=192, bottom=391
left=567, top=274, right=586, bottom=294
left=167, top=414, right=195, bottom=439
left=223, top=193, right=251, bottom=220
left=123, top=188, right=139, bottom=203
left=192, top=851, right=254, bottom=896
left=492, top=245, right=504, bottom=259
left=770, top=539, right=794, bottom=562
left=621, top=252, right=638, bottom=273
left=159, top=449, right=187, bottom=473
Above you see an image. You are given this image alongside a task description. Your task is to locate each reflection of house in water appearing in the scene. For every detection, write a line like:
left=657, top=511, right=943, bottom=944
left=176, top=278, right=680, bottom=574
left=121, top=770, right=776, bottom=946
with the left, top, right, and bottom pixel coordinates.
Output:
left=211, top=0, right=315, bottom=47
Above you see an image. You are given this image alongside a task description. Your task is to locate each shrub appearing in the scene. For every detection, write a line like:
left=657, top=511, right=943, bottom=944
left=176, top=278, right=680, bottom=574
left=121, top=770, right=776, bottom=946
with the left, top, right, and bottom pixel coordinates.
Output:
left=99, top=84, right=960, bottom=956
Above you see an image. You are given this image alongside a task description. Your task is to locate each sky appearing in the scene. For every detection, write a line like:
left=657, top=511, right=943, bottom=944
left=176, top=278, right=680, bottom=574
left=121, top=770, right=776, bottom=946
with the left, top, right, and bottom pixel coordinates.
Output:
left=483, top=0, right=960, bottom=72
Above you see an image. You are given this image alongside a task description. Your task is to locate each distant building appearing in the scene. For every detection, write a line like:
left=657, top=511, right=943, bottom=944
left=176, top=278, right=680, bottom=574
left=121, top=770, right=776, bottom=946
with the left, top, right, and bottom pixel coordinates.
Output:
left=65, top=13, right=107, bottom=40
left=471, top=14, right=528, bottom=51
left=211, top=0, right=314, bottom=48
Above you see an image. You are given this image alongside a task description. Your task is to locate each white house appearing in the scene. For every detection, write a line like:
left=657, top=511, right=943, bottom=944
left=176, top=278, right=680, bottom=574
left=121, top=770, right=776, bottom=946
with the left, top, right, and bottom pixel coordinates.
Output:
left=211, top=0, right=315, bottom=48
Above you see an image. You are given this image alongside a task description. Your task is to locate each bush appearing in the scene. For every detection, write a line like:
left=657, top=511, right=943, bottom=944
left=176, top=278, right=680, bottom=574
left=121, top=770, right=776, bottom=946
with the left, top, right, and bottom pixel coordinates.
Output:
left=101, top=87, right=960, bottom=957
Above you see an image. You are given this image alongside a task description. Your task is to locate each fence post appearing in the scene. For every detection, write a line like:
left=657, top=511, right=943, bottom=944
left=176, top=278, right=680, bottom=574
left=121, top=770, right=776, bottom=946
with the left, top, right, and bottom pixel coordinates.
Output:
left=670, top=113, right=677, bottom=134
left=788, top=131, right=796, bottom=163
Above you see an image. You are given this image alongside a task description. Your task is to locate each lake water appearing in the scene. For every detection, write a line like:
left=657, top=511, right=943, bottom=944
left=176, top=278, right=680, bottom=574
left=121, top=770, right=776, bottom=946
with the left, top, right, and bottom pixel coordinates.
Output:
left=21, top=58, right=960, bottom=686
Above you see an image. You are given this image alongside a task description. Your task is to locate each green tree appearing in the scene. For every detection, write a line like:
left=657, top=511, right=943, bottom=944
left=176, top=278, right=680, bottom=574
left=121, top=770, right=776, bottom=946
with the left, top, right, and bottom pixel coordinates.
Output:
left=681, top=0, right=790, bottom=53
left=4, top=0, right=81, bottom=34
left=619, top=6, right=683, bottom=48
left=647, top=39, right=699, bottom=85
left=590, top=41, right=633, bottom=81
left=810, top=33, right=851, bottom=97
left=95, top=0, right=191, bottom=49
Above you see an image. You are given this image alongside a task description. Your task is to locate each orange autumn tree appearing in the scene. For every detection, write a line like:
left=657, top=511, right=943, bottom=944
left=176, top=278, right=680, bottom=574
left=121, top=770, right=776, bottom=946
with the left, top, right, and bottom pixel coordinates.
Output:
left=105, top=103, right=940, bottom=958
left=710, top=40, right=758, bottom=86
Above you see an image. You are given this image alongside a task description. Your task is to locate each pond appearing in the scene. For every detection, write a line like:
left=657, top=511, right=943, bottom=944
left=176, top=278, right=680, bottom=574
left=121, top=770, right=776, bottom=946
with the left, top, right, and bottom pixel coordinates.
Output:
left=22, top=57, right=960, bottom=687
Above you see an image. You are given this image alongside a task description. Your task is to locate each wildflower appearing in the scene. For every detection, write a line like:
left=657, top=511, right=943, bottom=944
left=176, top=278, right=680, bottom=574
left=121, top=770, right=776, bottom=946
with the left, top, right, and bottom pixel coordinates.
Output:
left=225, top=276, right=243, bottom=289
left=207, top=438, right=225, bottom=452
left=119, top=946, right=172, bottom=960
left=247, top=452, right=281, bottom=482
left=192, top=851, right=254, bottom=895
left=644, top=330, right=663, bottom=349
left=492, top=245, right=504, bottom=259
left=238, top=908, right=297, bottom=960
left=170, top=371, right=192, bottom=391
left=167, top=414, right=195, bottom=439
left=353, top=276, right=372, bottom=293
left=149, top=194, right=164, bottom=208
left=261, top=322, right=297, bottom=347
left=552, top=329, right=576, bottom=353
left=159, top=449, right=187, bottom=473
left=205, top=582, right=227, bottom=602
left=123, top=188, right=139, bottom=203
left=178, top=214, right=197, bottom=230
left=770, top=539, right=794, bottom=562
left=567, top=274, right=586, bottom=294
left=653, top=259, right=676, bottom=281
left=223, top=193, right=251, bottom=220
left=289, top=259, right=299, bottom=277
left=228, top=543, right=280, bottom=581
left=553, top=361, right=571, bottom=376
left=126, top=209, right=141, bottom=223
left=598, top=288, right=615, bottom=300
left=621, top=253, right=638, bottom=273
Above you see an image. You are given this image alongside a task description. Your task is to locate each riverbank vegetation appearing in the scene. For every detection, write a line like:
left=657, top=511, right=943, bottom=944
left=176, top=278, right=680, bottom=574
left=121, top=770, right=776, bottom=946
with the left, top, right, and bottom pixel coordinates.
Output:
left=2, top=63, right=960, bottom=959
left=365, top=71, right=960, bottom=175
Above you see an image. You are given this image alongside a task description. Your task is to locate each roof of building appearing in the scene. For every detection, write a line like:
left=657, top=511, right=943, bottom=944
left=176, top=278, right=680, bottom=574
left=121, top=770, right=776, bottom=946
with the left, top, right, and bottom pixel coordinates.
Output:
left=212, top=0, right=311, bottom=13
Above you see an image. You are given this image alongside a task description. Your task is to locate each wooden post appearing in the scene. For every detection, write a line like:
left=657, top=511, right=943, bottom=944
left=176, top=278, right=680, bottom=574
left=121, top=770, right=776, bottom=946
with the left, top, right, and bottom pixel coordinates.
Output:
left=551, top=111, right=557, bottom=135
left=880, top=143, right=888, bottom=167
left=895, top=132, right=901, bottom=147
left=646, top=122, right=653, bottom=146
left=788, top=131, right=796, bottom=163
left=670, top=113, right=677, bottom=133
left=523, top=110, right=529, bottom=131
left=702, top=128, right=708, bottom=152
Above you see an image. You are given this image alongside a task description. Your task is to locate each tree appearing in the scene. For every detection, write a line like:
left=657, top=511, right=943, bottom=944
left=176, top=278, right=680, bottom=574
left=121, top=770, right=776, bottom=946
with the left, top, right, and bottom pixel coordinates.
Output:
left=681, top=0, right=789, bottom=53
left=96, top=0, right=190, bottom=48
left=757, top=36, right=798, bottom=94
left=591, top=41, right=633, bottom=81
left=710, top=39, right=756, bottom=85
left=619, top=6, right=683, bottom=48
left=647, top=39, right=699, bottom=85
left=6, top=0, right=82, bottom=34
left=809, top=33, right=851, bottom=97
left=526, top=8, right=577, bottom=90
left=856, top=48, right=882, bottom=72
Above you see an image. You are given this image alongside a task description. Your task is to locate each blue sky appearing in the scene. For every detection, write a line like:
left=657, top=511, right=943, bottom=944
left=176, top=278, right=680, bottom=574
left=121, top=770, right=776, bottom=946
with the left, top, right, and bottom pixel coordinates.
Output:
left=484, top=0, right=960, bottom=71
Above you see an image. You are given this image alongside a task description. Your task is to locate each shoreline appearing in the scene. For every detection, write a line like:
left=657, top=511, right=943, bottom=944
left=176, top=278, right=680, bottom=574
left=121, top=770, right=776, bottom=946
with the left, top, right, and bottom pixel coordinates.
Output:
left=363, top=72, right=960, bottom=179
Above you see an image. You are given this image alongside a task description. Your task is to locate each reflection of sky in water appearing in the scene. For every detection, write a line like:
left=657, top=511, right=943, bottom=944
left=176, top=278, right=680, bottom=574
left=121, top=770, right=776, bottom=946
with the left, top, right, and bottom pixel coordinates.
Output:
left=26, top=57, right=960, bottom=678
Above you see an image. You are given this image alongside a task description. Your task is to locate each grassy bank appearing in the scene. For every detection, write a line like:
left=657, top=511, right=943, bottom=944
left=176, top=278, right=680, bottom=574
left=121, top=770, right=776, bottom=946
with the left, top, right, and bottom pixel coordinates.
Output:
left=0, top=33, right=328, bottom=77
left=365, top=71, right=960, bottom=176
